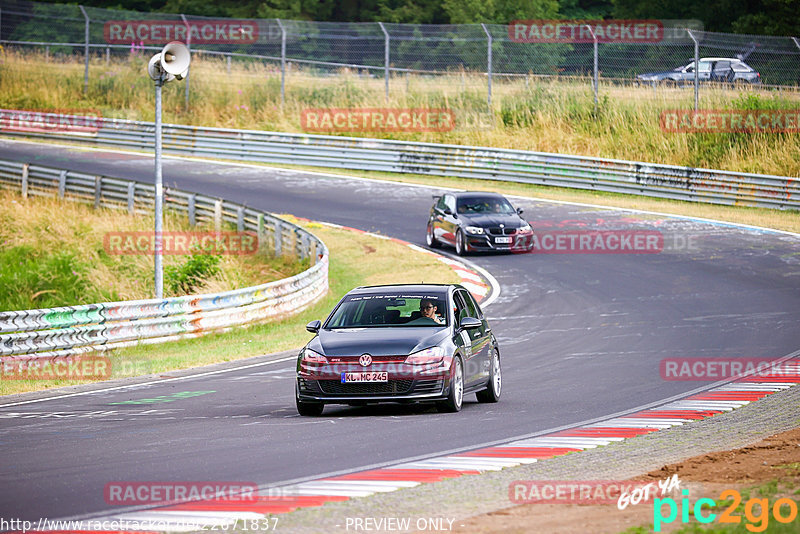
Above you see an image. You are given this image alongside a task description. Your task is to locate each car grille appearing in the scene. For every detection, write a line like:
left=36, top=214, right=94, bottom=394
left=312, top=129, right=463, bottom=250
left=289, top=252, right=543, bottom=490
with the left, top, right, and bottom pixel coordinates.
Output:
left=488, top=227, right=517, bottom=235
left=327, top=355, right=406, bottom=364
left=319, top=379, right=414, bottom=395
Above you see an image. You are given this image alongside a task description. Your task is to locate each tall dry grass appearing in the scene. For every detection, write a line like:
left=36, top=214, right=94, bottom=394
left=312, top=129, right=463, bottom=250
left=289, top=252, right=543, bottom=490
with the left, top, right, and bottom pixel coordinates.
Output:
left=1, top=48, right=798, bottom=176
left=0, top=189, right=303, bottom=310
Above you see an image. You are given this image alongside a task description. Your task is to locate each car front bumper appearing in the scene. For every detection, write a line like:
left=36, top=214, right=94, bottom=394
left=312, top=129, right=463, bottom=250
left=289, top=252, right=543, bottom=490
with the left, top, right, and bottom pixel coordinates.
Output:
left=297, top=376, right=448, bottom=403
left=465, top=232, right=534, bottom=252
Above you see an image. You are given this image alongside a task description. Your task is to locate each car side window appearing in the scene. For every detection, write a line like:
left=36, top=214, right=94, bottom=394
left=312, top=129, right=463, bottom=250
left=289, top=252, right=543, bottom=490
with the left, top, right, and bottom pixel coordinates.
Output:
left=698, top=61, right=711, bottom=73
left=463, top=290, right=484, bottom=319
left=444, top=195, right=456, bottom=213
left=714, top=61, right=731, bottom=71
left=455, top=290, right=478, bottom=322
left=731, top=61, right=750, bottom=72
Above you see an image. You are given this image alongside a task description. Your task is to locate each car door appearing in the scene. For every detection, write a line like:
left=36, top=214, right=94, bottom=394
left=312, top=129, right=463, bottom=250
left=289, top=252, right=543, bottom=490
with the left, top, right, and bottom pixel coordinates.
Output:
left=454, top=289, right=491, bottom=387
left=435, top=194, right=459, bottom=245
left=698, top=60, right=712, bottom=81
left=711, top=60, right=732, bottom=82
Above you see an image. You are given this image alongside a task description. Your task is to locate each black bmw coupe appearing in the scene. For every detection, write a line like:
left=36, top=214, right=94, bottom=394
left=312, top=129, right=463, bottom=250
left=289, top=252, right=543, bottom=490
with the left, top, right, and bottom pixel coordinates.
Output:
left=426, top=191, right=534, bottom=255
left=295, top=284, right=501, bottom=415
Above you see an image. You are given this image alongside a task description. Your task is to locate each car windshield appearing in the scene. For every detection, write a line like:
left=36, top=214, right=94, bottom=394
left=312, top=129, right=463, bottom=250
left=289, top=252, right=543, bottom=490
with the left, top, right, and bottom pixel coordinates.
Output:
left=326, top=294, right=448, bottom=328
left=457, top=196, right=515, bottom=215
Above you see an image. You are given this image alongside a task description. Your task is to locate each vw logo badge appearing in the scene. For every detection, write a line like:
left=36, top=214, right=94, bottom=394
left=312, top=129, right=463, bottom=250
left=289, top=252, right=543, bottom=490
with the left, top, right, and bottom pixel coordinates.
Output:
left=359, top=353, right=372, bottom=367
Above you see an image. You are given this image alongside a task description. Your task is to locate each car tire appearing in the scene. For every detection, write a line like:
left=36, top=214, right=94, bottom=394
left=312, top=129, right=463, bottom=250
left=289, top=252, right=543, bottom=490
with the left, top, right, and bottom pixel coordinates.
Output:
left=296, top=395, right=324, bottom=416
left=455, top=229, right=467, bottom=256
left=437, top=357, right=463, bottom=413
left=426, top=222, right=440, bottom=248
left=476, top=348, right=501, bottom=403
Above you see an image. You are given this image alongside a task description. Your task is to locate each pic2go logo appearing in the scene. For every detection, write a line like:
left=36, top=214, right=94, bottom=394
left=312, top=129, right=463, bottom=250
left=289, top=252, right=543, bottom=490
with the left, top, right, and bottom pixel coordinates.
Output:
left=654, top=489, right=798, bottom=532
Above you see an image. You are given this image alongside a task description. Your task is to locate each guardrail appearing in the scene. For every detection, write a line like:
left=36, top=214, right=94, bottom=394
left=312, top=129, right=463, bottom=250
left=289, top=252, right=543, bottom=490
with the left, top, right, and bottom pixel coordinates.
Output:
left=0, top=158, right=329, bottom=361
left=1, top=112, right=797, bottom=210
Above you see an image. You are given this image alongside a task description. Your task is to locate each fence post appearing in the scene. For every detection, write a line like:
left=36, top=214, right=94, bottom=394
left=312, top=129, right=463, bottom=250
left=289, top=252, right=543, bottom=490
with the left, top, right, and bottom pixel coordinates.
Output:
left=236, top=206, right=245, bottom=232
left=276, top=19, right=286, bottom=106
left=584, top=25, right=598, bottom=117
left=481, top=23, right=492, bottom=109
left=257, top=213, right=266, bottom=253
left=79, top=5, right=90, bottom=94
left=687, top=29, right=699, bottom=112
left=299, top=233, right=308, bottom=260
left=58, top=170, right=66, bottom=198
left=127, top=182, right=135, bottom=215
left=274, top=221, right=283, bottom=256
left=180, top=14, right=191, bottom=110
left=226, top=54, right=231, bottom=75
left=214, top=199, right=223, bottom=233
left=94, top=176, right=102, bottom=208
left=21, top=164, right=29, bottom=199
left=378, top=22, right=389, bottom=103
left=188, top=194, right=196, bottom=226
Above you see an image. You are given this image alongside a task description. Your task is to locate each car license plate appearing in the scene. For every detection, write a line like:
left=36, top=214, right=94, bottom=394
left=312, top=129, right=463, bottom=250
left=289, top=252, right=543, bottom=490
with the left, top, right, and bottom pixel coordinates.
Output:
left=495, top=236, right=512, bottom=244
left=342, top=372, right=388, bottom=383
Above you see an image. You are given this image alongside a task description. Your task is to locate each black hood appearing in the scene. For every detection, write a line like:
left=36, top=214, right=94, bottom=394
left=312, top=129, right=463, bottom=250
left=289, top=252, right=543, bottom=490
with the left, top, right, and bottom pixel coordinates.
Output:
left=309, top=327, right=449, bottom=357
left=460, top=213, right=525, bottom=228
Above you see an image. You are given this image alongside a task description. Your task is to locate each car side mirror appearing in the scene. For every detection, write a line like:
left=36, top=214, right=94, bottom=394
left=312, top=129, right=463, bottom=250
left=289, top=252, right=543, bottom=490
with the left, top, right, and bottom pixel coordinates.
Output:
left=444, top=208, right=453, bottom=216
left=516, top=207, right=524, bottom=216
left=459, top=317, right=482, bottom=330
left=306, top=320, right=321, bottom=333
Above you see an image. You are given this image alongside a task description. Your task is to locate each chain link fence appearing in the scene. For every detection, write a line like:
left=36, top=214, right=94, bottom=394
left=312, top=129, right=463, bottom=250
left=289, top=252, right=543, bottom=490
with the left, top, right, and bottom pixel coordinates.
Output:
left=1, top=0, right=799, bottom=108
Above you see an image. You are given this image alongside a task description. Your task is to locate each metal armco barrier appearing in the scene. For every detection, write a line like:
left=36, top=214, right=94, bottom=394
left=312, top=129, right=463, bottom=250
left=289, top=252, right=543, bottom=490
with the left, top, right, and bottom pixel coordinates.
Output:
left=0, top=159, right=329, bottom=360
left=0, top=111, right=797, bottom=209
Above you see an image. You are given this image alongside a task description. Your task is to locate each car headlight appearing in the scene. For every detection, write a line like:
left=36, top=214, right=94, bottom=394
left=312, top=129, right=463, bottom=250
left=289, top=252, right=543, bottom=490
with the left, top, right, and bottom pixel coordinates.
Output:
left=465, top=226, right=484, bottom=235
left=405, top=346, right=445, bottom=365
left=519, top=223, right=532, bottom=233
left=300, top=347, right=328, bottom=364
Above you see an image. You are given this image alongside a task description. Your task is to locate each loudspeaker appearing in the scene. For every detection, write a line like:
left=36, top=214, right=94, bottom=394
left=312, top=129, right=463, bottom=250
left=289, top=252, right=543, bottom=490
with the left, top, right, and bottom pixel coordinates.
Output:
left=161, top=41, right=191, bottom=79
left=147, top=41, right=191, bottom=82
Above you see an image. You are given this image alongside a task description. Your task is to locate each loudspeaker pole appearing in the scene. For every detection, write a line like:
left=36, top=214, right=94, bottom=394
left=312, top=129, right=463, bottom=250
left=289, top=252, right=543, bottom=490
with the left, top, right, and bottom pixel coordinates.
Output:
left=147, top=41, right=190, bottom=299
left=154, top=75, right=164, bottom=299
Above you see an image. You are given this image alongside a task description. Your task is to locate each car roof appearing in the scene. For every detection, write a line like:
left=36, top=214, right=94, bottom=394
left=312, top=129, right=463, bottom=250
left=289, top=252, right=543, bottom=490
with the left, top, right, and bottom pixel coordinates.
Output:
left=695, top=57, right=746, bottom=62
left=451, top=191, right=507, bottom=199
left=349, top=284, right=457, bottom=295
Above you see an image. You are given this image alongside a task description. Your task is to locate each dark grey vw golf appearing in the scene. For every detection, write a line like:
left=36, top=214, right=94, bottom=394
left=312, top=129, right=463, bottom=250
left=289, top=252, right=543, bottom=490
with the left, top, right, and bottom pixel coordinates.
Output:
left=295, top=284, right=501, bottom=415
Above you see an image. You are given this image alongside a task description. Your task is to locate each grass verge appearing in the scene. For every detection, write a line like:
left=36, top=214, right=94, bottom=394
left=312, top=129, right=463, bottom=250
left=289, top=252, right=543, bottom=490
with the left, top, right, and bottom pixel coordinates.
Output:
left=1, top=49, right=799, bottom=176
left=0, top=189, right=303, bottom=309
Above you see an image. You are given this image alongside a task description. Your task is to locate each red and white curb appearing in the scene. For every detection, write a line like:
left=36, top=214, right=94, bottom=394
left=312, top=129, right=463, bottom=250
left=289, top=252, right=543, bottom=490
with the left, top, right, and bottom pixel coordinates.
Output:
left=297, top=218, right=494, bottom=304
left=84, top=361, right=800, bottom=530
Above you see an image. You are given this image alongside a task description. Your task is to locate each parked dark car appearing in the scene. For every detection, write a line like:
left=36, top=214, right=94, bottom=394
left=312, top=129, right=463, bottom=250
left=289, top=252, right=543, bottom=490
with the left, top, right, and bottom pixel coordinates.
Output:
left=636, top=58, right=761, bottom=86
left=426, top=191, right=534, bottom=255
left=295, top=284, right=501, bottom=415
